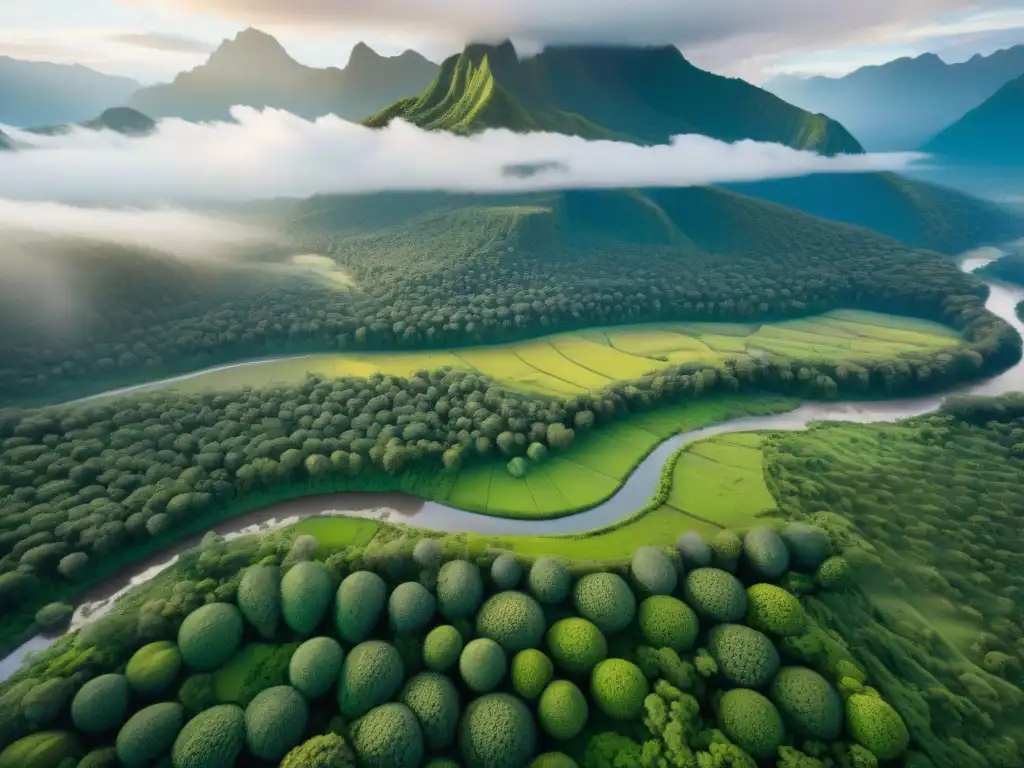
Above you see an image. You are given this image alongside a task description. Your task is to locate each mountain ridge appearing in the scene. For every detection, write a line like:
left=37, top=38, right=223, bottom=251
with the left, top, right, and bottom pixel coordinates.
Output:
left=128, top=28, right=439, bottom=122
left=367, top=40, right=864, bottom=154
left=0, top=56, right=141, bottom=128
left=922, top=73, right=1024, bottom=165
left=766, top=44, right=1024, bottom=149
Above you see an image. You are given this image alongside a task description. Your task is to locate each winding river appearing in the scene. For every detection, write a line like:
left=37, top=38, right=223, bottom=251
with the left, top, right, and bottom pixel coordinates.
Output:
left=2, top=246, right=1022, bottom=679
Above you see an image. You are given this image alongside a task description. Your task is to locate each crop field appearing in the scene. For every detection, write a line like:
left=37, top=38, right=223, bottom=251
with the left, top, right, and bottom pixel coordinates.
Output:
left=165, top=309, right=961, bottom=397
left=436, top=396, right=795, bottom=518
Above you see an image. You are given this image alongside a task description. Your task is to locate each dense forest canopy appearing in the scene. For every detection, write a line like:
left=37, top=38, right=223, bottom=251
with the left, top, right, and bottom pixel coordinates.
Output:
left=2, top=187, right=1018, bottom=406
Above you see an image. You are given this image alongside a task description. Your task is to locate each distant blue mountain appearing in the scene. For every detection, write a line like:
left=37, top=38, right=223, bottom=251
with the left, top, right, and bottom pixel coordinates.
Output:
left=922, top=73, right=1024, bottom=165
left=0, top=56, right=140, bottom=127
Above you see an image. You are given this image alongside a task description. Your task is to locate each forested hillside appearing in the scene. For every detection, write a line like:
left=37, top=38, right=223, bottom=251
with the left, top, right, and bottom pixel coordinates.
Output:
left=764, top=394, right=1024, bottom=766
left=923, top=73, right=1024, bottom=165
left=3, top=185, right=1017, bottom=405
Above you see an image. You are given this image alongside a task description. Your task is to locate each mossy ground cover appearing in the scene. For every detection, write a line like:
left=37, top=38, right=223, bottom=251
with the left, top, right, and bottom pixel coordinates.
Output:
left=213, top=644, right=276, bottom=703
left=156, top=310, right=962, bottom=400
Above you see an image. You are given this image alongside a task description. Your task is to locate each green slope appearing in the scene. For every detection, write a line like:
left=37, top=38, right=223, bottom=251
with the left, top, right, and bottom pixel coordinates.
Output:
left=366, top=41, right=862, bottom=153
left=922, top=73, right=1024, bottom=165
left=363, top=41, right=1022, bottom=252
left=26, top=106, right=156, bottom=137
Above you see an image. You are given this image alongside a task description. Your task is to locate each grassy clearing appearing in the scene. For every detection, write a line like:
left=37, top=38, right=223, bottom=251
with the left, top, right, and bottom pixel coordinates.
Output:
left=288, top=517, right=378, bottom=553
left=214, top=644, right=275, bottom=703
left=162, top=309, right=961, bottom=398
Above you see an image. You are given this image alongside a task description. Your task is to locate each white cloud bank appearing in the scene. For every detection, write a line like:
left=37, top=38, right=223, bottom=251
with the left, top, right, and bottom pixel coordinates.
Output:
left=0, top=107, right=925, bottom=206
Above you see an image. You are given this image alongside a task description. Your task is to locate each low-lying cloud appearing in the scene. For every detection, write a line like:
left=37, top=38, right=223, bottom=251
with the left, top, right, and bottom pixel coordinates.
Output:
left=0, top=107, right=924, bottom=205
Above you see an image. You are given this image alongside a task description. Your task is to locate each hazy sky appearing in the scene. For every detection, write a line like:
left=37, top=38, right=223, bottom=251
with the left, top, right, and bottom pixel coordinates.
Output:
left=2, top=0, right=1023, bottom=83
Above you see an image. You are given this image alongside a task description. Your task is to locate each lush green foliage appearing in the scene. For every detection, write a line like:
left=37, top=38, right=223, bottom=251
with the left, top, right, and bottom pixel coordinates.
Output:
left=717, top=688, right=785, bottom=759
left=236, top=564, right=282, bottom=639
left=115, top=701, right=184, bottom=768
left=681, top=567, right=748, bottom=624
left=537, top=680, right=588, bottom=740
left=412, top=538, right=442, bottom=569
left=675, top=531, right=712, bottom=568
left=281, top=560, right=333, bottom=635
left=572, top=572, right=636, bottom=634
left=708, top=623, right=782, bottom=687
left=170, top=703, right=245, bottom=768
left=545, top=617, right=608, bottom=675
left=436, top=559, right=484, bottom=620
left=0, top=730, right=82, bottom=768
left=590, top=658, right=649, bottom=720
left=778, top=522, right=831, bottom=571
left=845, top=693, right=911, bottom=760
left=745, top=583, right=808, bottom=637
left=630, top=545, right=678, bottom=595
left=350, top=702, right=424, bottom=768
left=423, top=624, right=463, bottom=672
left=490, top=553, right=523, bottom=590
left=476, top=590, right=546, bottom=652
left=530, top=754, right=578, bottom=768
left=280, top=733, right=356, bottom=768
left=742, top=526, right=791, bottom=580
left=528, top=557, right=571, bottom=605
left=511, top=649, right=554, bottom=700
left=458, top=693, right=538, bottom=768
left=460, top=637, right=508, bottom=693
left=70, top=673, right=130, bottom=734
left=388, top=581, right=437, bottom=633
left=770, top=666, right=843, bottom=740
left=243, top=684, right=309, bottom=760
left=400, top=672, right=460, bottom=750
left=289, top=636, right=344, bottom=698
left=637, top=595, right=700, bottom=652
left=337, top=640, right=405, bottom=718
left=125, top=640, right=182, bottom=697
left=335, top=570, right=387, bottom=643
left=177, top=603, right=244, bottom=671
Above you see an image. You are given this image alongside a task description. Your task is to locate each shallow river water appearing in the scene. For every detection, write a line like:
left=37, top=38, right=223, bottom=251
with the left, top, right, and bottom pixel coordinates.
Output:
left=2, top=246, right=1021, bottom=678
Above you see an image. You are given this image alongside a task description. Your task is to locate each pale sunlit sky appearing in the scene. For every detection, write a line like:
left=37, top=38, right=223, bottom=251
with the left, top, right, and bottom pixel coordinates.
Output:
left=2, top=0, right=1023, bottom=84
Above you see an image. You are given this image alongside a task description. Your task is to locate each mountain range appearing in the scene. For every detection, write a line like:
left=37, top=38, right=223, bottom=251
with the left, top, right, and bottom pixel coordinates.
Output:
left=923, top=73, right=1024, bottom=165
left=24, top=107, right=157, bottom=137
left=361, top=40, right=1019, bottom=253
left=0, top=56, right=141, bottom=127
left=767, top=46, right=1024, bottom=150
left=127, top=28, right=438, bottom=122
left=367, top=41, right=863, bottom=154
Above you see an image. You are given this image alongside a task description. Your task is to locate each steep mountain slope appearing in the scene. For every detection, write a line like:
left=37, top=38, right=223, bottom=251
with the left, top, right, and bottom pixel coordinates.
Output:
left=367, top=41, right=863, bottom=154
left=921, top=73, right=1024, bottom=165
left=766, top=46, right=1024, bottom=150
left=26, top=107, right=157, bottom=137
left=128, top=28, right=438, bottom=122
left=0, top=129, right=10, bottom=150
left=0, top=56, right=140, bottom=127
left=364, top=42, right=1021, bottom=252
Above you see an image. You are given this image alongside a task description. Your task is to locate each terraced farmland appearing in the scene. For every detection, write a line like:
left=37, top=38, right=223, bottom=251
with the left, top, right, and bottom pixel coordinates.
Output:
left=165, top=309, right=962, bottom=398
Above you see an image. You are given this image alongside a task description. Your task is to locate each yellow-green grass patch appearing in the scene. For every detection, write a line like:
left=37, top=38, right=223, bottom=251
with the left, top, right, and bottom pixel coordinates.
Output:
left=512, top=341, right=611, bottom=390
left=523, top=470, right=571, bottom=516
left=543, top=457, right=620, bottom=509
left=667, top=447, right=777, bottom=527
left=688, top=438, right=766, bottom=470
left=468, top=505, right=721, bottom=562
left=825, top=309, right=962, bottom=338
left=554, top=431, right=645, bottom=481
left=446, top=466, right=493, bottom=513
left=550, top=336, right=667, bottom=379
left=290, top=517, right=379, bottom=552
left=451, top=347, right=579, bottom=396
left=690, top=334, right=750, bottom=353
left=607, top=328, right=711, bottom=356
left=486, top=470, right=540, bottom=517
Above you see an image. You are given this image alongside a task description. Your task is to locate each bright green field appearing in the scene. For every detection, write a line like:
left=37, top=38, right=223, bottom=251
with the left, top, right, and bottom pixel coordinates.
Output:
left=162, top=309, right=961, bottom=398
left=293, top=428, right=781, bottom=562
left=437, top=395, right=795, bottom=518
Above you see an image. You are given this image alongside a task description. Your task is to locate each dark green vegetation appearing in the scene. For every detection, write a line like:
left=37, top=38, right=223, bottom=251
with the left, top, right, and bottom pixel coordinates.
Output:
left=365, top=41, right=861, bottom=153
left=0, top=308, right=1010, bottom=651
left=0, top=517, right=916, bottom=767
left=7, top=177, right=1016, bottom=406
left=763, top=393, right=1024, bottom=766
left=127, top=29, right=439, bottom=123
left=0, top=129, right=10, bottom=151
left=25, top=107, right=156, bottom=137
left=923, top=73, right=1024, bottom=165
left=362, top=40, right=1021, bottom=253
